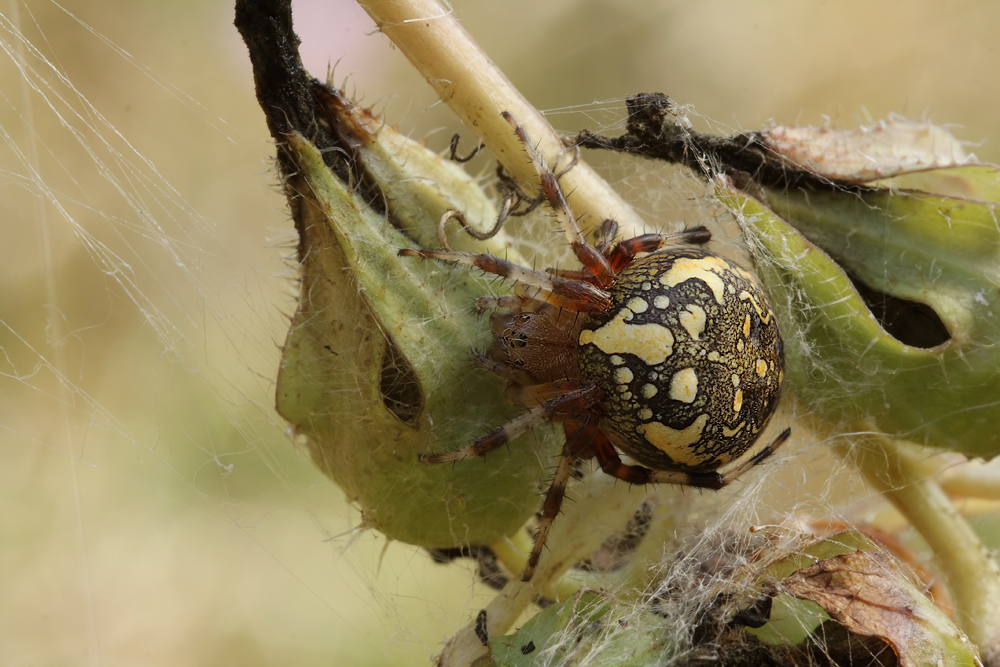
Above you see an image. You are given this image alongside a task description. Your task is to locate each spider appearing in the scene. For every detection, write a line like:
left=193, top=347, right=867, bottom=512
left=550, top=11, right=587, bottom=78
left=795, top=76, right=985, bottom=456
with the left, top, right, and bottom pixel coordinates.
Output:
left=401, top=112, right=789, bottom=582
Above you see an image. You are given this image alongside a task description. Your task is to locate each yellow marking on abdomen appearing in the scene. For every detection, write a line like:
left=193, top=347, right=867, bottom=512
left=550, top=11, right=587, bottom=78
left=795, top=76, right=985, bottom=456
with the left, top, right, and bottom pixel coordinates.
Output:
left=733, top=388, right=743, bottom=413
left=679, top=304, right=707, bottom=340
left=640, top=414, right=709, bottom=466
left=660, top=257, right=732, bottom=304
left=722, top=422, right=745, bottom=438
left=739, top=290, right=774, bottom=324
left=627, top=296, right=649, bottom=314
left=580, top=308, right=674, bottom=366
left=669, top=368, right=698, bottom=404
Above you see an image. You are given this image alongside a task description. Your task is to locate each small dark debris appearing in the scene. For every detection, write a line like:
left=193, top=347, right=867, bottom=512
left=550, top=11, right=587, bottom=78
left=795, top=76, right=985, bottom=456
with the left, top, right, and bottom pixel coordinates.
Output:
left=475, top=609, right=489, bottom=646
left=575, top=92, right=854, bottom=195
left=448, top=133, right=484, bottom=163
left=520, top=640, right=536, bottom=655
left=425, top=545, right=510, bottom=591
left=730, top=595, right=773, bottom=629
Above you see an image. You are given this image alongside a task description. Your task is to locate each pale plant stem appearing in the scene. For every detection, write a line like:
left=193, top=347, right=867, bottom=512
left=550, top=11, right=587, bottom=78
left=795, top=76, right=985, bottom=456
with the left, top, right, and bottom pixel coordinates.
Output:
left=443, top=474, right=647, bottom=665
left=356, top=0, right=646, bottom=236
left=837, top=426, right=1000, bottom=653
left=617, top=498, right=679, bottom=598
left=939, top=462, right=1000, bottom=501
left=489, top=530, right=590, bottom=602
left=435, top=574, right=536, bottom=667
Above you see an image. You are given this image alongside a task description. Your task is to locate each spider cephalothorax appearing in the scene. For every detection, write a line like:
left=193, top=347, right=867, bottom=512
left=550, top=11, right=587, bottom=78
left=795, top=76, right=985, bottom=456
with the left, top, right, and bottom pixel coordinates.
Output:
left=401, top=112, right=788, bottom=581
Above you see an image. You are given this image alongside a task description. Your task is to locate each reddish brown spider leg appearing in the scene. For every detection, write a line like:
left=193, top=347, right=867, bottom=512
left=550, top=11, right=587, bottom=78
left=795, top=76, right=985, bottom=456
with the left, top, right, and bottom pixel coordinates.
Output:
left=605, top=226, right=712, bottom=273
left=588, top=430, right=655, bottom=484
left=418, top=383, right=601, bottom=464
left=500, top=112, right=615, bottom=288
left=509, top=380, right=589, bottom=406
left=594, top=219, right=619, bottom=255
left=605, top=234, right=671, bottom=274
left=591, top=427, right=792, bottom=491
left=399, top=248, right=611, bottom=312
left=437, top=196, right=515, bottom=249
left=521, top=417, right=601, bottom=582
left=546, top=268, right=600, bottom=284
left=549, top=226, right=714, bottom=281
left=476, top=283, right=557, bottom=312
left=469, top=351, right=513, bottom=376
left=470, top=351, right=543, bottom=385
left=471, top=354, right=579, bottom=406
left=695, top=427, right=791, bottom=488
left=474, top=295, right=524, bottom=313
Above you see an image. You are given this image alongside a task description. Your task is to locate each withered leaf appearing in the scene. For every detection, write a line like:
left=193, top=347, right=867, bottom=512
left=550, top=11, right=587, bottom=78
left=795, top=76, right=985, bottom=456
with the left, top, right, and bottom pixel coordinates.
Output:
left=780, top=550, right=978, bottom=667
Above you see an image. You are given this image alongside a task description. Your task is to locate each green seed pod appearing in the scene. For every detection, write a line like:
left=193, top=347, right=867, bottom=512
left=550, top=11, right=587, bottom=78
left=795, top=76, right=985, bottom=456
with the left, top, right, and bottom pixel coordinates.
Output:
left=314, top=87, right=507, bottom=254
left=720, top=157, right=1000, bottom=458
left=276, top=125, right=559, bottom=548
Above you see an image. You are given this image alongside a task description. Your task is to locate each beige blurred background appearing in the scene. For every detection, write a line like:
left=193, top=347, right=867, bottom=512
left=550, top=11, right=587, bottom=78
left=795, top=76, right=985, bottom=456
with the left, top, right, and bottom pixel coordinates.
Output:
left=2, top=1, right=998, bottom=665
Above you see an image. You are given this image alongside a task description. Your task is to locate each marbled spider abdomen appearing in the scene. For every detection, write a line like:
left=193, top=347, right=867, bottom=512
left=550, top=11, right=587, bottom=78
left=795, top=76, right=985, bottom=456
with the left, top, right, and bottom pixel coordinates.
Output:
left=579, top=247, right=784, bottom=473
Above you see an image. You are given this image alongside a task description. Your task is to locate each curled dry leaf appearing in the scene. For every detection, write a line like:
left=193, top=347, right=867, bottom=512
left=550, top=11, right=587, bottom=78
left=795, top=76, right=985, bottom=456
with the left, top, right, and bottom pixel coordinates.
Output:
left=762, top=119, right=970, bottom=183
left=779, top=550, right=979, bottom=667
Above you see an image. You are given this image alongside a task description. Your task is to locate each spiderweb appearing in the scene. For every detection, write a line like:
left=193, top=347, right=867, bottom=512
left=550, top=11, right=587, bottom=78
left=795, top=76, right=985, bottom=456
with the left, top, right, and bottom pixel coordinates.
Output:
left=3, top=1, right=1000, bottom=665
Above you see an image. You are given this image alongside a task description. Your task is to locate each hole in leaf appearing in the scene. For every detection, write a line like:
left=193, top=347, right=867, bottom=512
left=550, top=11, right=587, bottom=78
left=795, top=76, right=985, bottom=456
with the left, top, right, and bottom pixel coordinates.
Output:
left=847, top=274, right=951, bottom=349
left=379, top=335, right=423, bottom=424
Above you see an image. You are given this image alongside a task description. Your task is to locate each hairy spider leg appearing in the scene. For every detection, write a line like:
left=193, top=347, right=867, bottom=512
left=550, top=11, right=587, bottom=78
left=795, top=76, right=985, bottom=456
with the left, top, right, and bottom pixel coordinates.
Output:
left=470, top=354, right=582, bottom=398
left=548, top=226, right=714, bottom=282
left=604, top=226, right=712, bottom=273
left=591, top=427, right=792, bottom=491
left=470, top=353, right=580, bottom=401
left=594, top=219, right=619, bottom=255
left=436, top=196, right=515, bottom=249
left=477, top=280, right=572, bottom=314
left=398, top=248, right=612, bottom=313
left=473, top=283, right=546, bottom=313
left=521, top=416, right=602, bottom=582
left=500, top=112, right=616, bottom=288
left=474, top=295, right=524, bottom=313
left=502, top=383, right=586, bottom=407
left=417, top=383, right=601, bottom=464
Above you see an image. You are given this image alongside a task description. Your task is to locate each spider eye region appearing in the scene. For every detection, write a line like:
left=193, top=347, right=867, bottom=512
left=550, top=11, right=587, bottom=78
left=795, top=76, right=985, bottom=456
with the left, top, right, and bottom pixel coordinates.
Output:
left=578, top=248, right=784, bottom=472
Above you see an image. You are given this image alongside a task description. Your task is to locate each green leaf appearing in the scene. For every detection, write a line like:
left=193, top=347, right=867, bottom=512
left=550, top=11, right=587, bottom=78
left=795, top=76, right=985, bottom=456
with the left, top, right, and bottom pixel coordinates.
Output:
left=276, top=130, right=559, bottom=547
left=492, top=592, right=675, bottom=667
left=875, top=163, right=1000, bottom=202
left=317, top=89, right=513, bottom=255
left=720, top=170, right=1000, bottom=457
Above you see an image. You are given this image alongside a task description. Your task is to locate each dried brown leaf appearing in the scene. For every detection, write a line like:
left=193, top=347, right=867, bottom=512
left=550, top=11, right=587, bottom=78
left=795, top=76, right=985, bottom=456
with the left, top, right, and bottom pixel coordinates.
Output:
left=763, top=120, right=968, bottom=183
left=781, top=550, right=979, bottom=667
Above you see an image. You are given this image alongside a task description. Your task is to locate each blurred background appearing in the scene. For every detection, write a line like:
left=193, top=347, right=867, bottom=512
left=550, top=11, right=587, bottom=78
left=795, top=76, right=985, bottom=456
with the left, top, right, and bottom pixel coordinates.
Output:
left=2, top=1, right=999, bottom=664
